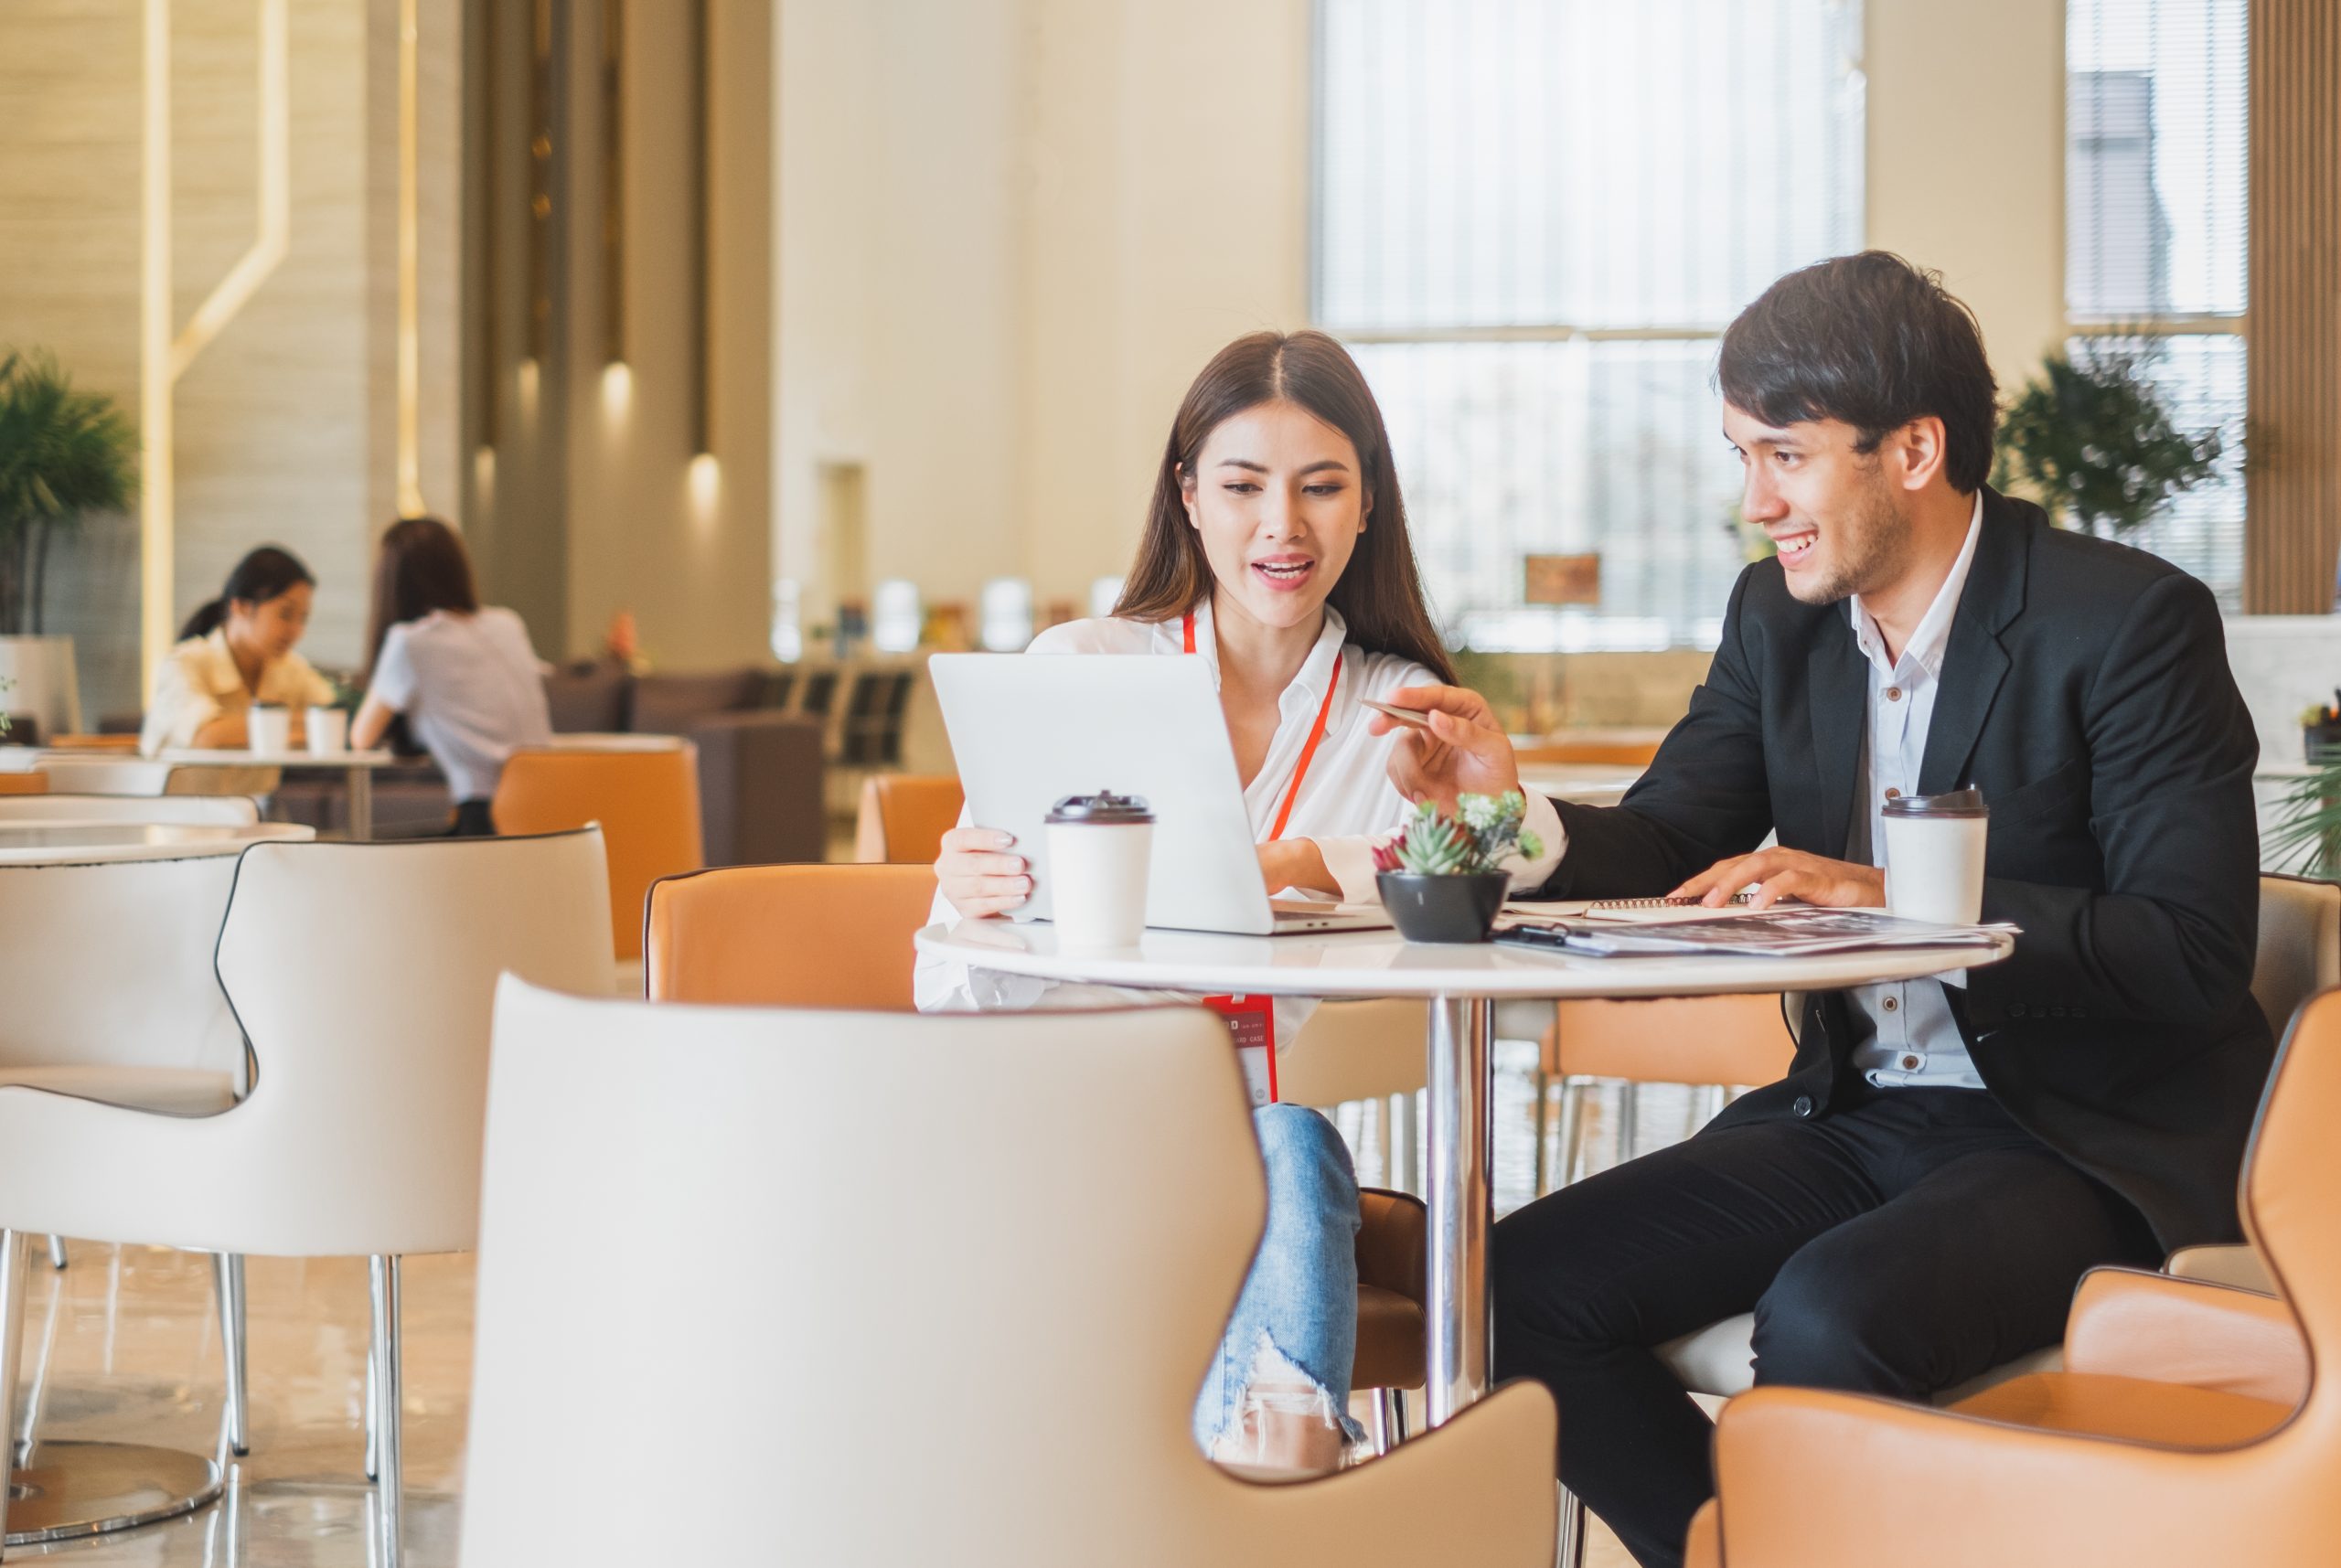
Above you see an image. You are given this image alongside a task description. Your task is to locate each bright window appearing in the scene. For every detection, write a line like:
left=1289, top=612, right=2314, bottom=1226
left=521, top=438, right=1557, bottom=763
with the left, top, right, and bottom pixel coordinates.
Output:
left=2065, top=0, right=2248, bottom=603
left=1312, top=0, right=1866, bottom=650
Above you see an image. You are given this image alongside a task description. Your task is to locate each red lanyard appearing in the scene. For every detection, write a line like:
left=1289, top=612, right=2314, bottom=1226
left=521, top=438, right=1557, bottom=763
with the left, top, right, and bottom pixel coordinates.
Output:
left=1182, top=612, right=1342, bottom=842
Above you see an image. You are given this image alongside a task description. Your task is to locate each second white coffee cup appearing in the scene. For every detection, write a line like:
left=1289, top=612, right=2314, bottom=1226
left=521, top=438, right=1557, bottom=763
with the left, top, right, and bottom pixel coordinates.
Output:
left=1045, top=791, right=1155, bottom=949
left=305, top=706, right=349, bottom=754
left=1882, top=787, right=1989, bottom=925
left=247, top=705, right=292, bottom=754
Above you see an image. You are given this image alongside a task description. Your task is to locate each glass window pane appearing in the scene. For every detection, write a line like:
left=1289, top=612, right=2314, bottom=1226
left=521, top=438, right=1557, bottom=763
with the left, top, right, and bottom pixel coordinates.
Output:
left=1354, top=340, right=1748, bottom=650
left=1316, top=0, right=1865, bottom=333
left=2064, top=333, right=2247, bottom=607
left=2067, top=0, right=2248, bottom=320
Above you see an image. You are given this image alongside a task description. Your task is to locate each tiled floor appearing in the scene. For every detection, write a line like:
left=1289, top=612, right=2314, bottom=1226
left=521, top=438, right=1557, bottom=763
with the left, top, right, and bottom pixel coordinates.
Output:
left=14, top=1246, right=466, bottom=1565
left=15, top=1057, right=1694, bottom=1564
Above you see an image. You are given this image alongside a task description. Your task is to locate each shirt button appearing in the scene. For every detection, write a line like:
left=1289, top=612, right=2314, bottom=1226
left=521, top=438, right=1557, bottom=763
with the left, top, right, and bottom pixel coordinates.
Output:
left=1887, top=687, right=1903, bottom=701
left=1882, top=996, right=1898, bottom=1013
left=1792, top=1094, right=1816, bottom=1117
left=1901, top=1055, right=1920, bottom=1070
left=1884, top=787, right=1901, bottom=801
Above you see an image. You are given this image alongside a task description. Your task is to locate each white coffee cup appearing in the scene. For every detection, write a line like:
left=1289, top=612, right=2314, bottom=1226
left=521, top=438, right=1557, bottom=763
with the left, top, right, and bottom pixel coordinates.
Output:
left=1044, top=791, right=1154, bottom=950
left=247, top=705, right=291, bottom=755
left=305, top=706, right=349, bottom=754
left=1882, top=787, right=1989, bottom=925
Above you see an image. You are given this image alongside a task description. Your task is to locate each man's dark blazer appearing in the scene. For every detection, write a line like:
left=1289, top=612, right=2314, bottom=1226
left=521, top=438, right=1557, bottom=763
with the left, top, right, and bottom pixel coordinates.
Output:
left=1528, top=487, right=2269, bottom=1250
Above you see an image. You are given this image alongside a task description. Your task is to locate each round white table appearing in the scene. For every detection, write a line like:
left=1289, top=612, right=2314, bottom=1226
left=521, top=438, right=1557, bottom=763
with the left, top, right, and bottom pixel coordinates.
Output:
left=158, top=749, right=399, bottom=840
left=915, top=916, right=2015, bottom=1426
left=0, top=821, right=312, bottom=865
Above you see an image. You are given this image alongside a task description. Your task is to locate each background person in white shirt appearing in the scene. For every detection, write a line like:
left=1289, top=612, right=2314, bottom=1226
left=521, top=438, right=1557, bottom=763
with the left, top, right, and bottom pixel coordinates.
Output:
left=140, top=545, right=335, bottom=754
left=349, top=516, right=551, bottom=836
left=924, top=331, right=1561, bottom=1475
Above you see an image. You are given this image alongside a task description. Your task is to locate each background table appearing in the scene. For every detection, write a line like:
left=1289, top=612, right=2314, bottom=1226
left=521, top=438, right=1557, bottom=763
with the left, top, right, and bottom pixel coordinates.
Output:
left=915, top=915, right=2014, bottom=1425
left=0, top=821, right=312, bottom=865
left=157, top=750, right=399, bottom=840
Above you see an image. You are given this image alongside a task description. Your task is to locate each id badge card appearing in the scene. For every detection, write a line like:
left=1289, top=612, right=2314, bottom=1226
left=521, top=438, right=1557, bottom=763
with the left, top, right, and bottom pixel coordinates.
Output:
left=1203, top=993, right=1277, bottom=1106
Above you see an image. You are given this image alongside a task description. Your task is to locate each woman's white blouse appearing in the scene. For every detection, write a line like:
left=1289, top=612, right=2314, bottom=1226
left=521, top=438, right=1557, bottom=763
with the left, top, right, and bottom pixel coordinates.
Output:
left=139, top=629, right=337, bottom=755
left=912, top=603, right=1566, bottom=1040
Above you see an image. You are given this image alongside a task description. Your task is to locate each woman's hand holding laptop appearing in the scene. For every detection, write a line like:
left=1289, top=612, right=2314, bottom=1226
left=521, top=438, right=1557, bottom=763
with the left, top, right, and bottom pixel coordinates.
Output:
left=935, top=824, right=1333, bottom=921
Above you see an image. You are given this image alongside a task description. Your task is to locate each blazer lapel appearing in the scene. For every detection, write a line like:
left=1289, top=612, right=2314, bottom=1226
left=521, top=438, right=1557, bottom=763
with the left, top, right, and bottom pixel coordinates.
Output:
left=1919, top=493, right=2029, bottom=795
left=1807, top=630, right=1867, bottom=859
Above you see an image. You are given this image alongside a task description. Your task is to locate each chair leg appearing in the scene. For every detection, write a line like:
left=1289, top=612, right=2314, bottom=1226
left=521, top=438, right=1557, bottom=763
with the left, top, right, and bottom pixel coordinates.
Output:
left=1369, top=1388, right=1390, bottom=1456
left=1617, top=1081, right=1641, bottom=1164
left=1531, top=1065, right=1552, bottom=1196
left=369, top=1255, right=404, bottom=1568
left=1385, top=1385, right=1408, bottom=1445
left=0, top=1231, right=32, bottom=1553
left=1554, top=1076, right=1585, bottom=1189
left=44, top=1238, right=64, bottom=1273
left=1555, top=1485, right=1589, bottom=1568
left=214, top=1253, right=250, bottom=1456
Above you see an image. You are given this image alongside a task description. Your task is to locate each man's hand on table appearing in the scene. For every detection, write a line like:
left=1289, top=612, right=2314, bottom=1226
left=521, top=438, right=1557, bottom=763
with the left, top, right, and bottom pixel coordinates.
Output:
left=1673, top=848, right=1885, bottom=910
left=1372, top=684, right=1523, bottom=812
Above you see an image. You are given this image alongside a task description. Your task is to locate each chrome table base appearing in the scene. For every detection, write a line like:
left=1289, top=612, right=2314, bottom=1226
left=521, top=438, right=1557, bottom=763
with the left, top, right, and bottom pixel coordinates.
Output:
left=4, top=1438, right=221, bottom=1545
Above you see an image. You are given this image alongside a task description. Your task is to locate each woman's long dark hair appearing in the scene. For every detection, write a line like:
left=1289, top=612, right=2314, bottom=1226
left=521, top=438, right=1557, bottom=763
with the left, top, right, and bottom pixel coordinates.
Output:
left=178, top=546, right=315, bottom=641
left=1113, top=330, right=1455, bottom=683
left=363, top=515, right=480, bottom=679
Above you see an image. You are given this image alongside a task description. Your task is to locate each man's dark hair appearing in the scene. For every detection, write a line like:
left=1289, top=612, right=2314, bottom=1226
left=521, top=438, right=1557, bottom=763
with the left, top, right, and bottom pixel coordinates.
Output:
left=1717, top=251, right=1999, bottom=493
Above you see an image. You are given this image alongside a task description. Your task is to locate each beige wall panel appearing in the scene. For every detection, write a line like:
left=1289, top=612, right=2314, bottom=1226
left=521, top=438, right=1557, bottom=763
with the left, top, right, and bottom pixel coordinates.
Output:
left=557, top=0, right=773, bottom=667
left=1864, top=0, right=2066, bottom=394
left=0, top=0, right=465, bottom=715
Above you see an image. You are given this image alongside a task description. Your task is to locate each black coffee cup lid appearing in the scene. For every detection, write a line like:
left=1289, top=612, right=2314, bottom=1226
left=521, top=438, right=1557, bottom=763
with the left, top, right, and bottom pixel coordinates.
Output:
left=1046, top=791, right=1154, bottom=825
left=1882, top=786, right=1988, bottom=818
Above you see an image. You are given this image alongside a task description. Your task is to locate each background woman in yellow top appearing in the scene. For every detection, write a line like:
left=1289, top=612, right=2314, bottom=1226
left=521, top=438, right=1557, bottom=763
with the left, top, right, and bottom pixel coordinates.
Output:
left=139, top=545, right=335, bottom=754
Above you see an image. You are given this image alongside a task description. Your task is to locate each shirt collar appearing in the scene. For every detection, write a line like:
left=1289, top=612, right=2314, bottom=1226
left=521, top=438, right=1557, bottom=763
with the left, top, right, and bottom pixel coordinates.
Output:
left=1175, top=599, right=1351, bottom=718
left=1848, top=491, right=1984, bottom=679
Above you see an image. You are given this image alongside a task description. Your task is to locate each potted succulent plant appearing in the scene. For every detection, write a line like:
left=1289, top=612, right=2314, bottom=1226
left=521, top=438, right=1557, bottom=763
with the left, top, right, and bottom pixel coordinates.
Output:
left=0, top=349, right=138, bottom=741
left=1372, top=791, right=1545, bottom=944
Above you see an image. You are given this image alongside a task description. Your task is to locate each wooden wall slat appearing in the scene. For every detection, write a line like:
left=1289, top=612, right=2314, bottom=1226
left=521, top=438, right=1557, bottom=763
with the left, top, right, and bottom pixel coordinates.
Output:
left=2247, top=0, right=2341, bottom=613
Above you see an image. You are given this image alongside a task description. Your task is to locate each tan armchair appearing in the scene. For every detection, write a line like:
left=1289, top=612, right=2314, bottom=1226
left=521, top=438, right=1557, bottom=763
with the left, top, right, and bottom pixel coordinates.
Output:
left=1685, top=986, right=2341, bottom=1568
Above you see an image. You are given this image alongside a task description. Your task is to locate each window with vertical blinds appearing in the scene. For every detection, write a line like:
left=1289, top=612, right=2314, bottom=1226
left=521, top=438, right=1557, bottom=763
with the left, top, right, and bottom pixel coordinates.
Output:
left=1312, top=0, right=1865, bottom=650
left=2066, top=0, right=2249, bottom=604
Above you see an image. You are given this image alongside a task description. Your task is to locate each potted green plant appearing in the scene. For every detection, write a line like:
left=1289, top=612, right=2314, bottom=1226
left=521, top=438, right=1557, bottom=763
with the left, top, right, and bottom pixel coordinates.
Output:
left=1993, top=341, right=2226, bottom=536
left=0, top=350, right=137, bottom=741
left=1372, top=791, right=1545, bottom=944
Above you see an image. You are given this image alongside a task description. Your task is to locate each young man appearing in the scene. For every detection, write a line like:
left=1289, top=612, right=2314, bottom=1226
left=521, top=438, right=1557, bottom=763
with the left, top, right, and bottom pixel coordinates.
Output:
left=1376, top=251, right=2268, bottom=1568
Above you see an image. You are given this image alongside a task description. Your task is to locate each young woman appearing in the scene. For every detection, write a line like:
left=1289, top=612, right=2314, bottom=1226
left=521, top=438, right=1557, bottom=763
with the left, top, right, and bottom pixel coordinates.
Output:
left=918, top=331, right=1562, bottom=1471
left=141, top=545, right=335, bottom=755
left=349, top=516, right=551, bottom=836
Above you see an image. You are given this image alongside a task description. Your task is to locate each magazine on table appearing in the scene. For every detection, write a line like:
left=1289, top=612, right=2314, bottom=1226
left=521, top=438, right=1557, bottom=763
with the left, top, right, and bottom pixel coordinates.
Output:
left=1495, top=903, right=2019, bottom=958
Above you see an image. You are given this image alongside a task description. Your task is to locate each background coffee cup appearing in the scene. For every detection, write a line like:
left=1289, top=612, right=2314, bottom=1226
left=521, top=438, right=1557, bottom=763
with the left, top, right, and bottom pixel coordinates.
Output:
left=247, top=704, right=292, bottom=754
left=1882, top=787, right=1989, bottom=925
left=305, top=706, right=349, bottom=755
left=1044, top=791, right=1154, bottom=949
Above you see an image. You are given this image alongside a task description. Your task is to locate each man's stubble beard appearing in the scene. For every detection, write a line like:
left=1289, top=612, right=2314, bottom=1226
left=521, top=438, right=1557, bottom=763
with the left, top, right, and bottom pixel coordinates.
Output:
left=1785, top=482, right=1910, bottom=607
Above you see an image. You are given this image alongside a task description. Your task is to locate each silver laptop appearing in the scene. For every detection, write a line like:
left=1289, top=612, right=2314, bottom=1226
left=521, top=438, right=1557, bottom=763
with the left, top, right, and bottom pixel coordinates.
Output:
left=929, top=654, right=1390, bottom=937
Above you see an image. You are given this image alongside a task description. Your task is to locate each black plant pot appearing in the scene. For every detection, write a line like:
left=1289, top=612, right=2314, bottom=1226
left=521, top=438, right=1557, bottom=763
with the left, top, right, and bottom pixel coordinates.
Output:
left=2307, top=720, right=2341, bottom=762
left=1377, top=870, right=1511, bottom=944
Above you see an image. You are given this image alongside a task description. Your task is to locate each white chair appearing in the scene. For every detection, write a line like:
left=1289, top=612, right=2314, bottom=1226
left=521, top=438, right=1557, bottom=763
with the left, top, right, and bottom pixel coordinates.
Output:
left=0, top=794, right=260, bottom=826
left=462, top=982, right=1559, bottom=1567
left=0, top=830, right=614, bottom=1563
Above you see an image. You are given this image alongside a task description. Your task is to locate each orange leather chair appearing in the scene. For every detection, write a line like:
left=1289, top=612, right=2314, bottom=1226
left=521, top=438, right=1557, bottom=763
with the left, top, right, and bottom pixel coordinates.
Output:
left=494, top=744, right=704, bottom=966
left=0, top=775, right=47, bottom=795
left=645, top=862, right=1430, bottom=1450
left=1684, top=987, right=2341, bottom=1568
left=1539, top=995, right=1793, bottom=1191
left=645, top=863, right=938, bottom=1011
left=48, top=735, right=139, bottom=752
left=853, top=774, right=964, bottom=865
